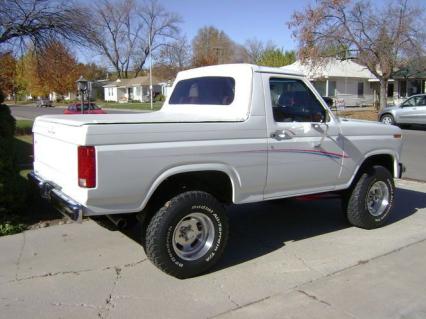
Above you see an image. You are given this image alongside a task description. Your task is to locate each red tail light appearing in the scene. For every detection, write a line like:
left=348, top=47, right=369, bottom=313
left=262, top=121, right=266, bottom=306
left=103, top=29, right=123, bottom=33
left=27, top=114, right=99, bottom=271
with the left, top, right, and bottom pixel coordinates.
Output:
left=78, top=146, right=96, bottom=188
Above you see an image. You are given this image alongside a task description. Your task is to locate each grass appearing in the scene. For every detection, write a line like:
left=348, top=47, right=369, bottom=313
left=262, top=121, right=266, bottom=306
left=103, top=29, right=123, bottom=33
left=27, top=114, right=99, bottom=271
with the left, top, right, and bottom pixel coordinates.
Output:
left=0, top=135, right=33, bottom=236
left=99, top=101, right=163, bottom=110
left=337, top=109, right=379, bottom=121
left=15, top=119, right=34, bottom=136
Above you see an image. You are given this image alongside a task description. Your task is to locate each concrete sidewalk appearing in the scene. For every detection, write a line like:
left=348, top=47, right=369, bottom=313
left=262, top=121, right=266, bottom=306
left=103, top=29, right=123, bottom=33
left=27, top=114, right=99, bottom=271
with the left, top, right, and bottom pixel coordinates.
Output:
left=1, top=179, right=426, bottom=318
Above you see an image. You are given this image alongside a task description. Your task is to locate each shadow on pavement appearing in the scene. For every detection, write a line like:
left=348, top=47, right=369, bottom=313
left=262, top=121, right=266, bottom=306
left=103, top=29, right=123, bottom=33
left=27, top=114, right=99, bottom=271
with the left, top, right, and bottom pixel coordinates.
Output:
left=93, top=186, right=426, bottom=273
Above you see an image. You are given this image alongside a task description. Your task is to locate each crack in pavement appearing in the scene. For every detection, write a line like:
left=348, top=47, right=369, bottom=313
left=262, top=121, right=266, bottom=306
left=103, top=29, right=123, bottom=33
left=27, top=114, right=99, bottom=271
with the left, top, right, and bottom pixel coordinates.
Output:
left=15, top=232, right=26, bottom=281
left=98, top=267, right=122, bottom=319
left=2, top=258, right=147, bottom=286
left=50, top=302, right=100, bottom=310
left=293, top=253, right=326, bottom=276
left=297, top=289, right=331, bottom=306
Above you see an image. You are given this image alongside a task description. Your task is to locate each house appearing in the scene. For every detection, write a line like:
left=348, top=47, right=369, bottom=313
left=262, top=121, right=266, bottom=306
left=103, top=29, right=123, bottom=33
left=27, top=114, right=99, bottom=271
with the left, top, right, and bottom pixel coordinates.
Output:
left=392, top=65, right=426, bottom=102
left=281, top=58, right=392, bottom=107
left=103, top=76, right=165, bottom=103
left=48, top=79, right=110, bottom=102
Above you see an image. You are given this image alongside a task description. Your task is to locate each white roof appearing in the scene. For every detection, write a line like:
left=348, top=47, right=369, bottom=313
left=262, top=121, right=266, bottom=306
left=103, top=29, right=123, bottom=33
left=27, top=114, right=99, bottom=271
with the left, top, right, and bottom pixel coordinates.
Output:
left=281, top=58, right=377, bottom=80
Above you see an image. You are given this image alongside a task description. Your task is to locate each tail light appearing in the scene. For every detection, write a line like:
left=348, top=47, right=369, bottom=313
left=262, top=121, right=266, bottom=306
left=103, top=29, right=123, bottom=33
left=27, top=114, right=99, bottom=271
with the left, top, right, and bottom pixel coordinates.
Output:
left=78, top=146, right=96, bottom=188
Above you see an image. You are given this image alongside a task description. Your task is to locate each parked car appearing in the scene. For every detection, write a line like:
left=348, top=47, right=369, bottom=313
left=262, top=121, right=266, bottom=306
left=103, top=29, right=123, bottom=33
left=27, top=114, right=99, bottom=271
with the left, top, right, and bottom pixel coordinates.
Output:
left=379, top=94, right=426, bottom=126
left=36, top=98, right=53, bottom=107
left=30, top=64, right=404, bottom=278
left=64, top=103, right=107, bottom=114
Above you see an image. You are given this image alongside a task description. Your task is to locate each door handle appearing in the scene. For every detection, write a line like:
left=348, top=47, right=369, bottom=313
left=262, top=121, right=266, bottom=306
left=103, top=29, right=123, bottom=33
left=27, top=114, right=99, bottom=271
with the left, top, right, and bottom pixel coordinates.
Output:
left=271, top=129, right=294, bottom=140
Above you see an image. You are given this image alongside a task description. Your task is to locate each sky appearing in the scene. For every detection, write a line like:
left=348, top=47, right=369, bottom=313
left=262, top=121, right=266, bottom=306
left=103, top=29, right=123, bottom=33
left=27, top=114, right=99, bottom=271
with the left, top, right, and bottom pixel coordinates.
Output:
left=163, top=0, right=314, bottom=50
left=77, top=0, right=314, bottom=63
left=77, top=0, right=426, bottom=64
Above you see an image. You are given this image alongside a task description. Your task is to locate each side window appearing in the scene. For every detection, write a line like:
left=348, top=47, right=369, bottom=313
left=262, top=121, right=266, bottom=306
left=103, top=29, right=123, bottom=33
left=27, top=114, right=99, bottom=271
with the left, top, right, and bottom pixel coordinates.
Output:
left=269, top=78, right=326, bottom=123
left=402, top=97, right=415, bottom=107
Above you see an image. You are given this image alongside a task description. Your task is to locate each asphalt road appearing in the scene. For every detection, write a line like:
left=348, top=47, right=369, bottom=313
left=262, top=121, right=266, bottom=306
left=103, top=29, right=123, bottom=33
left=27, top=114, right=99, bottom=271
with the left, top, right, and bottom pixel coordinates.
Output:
left=9, top=105, right=426, bottom=181
left=9, top=105, right=142, bottom=119
left=1, top=179, right=426, bottom=318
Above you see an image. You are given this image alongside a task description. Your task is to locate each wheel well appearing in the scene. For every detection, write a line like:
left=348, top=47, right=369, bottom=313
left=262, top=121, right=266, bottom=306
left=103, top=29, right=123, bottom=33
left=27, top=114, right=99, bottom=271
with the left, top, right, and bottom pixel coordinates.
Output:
left=380, top=113, right=393, bottom=120
left=357, top=154, right=395, bottom=178
left=145, top=171, right=233, bottom=211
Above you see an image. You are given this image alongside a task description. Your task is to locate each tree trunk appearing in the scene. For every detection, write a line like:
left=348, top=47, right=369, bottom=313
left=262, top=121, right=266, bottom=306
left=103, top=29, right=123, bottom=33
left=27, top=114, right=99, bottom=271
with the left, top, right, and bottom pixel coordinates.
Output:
left=379, top=78, right=388, bottom=111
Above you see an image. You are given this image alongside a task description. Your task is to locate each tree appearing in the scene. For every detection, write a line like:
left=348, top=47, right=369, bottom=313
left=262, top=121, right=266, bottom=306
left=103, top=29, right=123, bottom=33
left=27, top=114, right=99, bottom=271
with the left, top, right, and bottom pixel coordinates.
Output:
left=242, top=38, right=276, bottom=64
left=36, top=41, right=81, bottom=95
left=0, top=52, right=17, bottom=96
left=192, top=26, right=237, bottom=67
left=0, top=0, right=89, bottom=52
left=158, top=36, right=191, bottom=70
left=288, top=0, right=426, bottom=110
left=257, top=49, right=296, bottom=67
left=86, top=0, right=181, bottom=78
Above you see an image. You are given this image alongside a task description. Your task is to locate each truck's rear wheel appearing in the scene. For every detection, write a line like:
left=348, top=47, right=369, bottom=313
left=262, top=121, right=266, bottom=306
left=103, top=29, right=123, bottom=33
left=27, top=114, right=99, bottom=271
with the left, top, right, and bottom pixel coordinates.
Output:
left=344, top=165, right=395, bottom=229
left=145, top=191, right=229, bottom=278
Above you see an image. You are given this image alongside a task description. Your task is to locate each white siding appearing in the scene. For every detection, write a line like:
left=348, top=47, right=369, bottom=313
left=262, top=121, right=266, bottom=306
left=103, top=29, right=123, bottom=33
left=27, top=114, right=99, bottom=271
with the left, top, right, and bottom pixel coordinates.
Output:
left=104, top=87, right=118, bottom=102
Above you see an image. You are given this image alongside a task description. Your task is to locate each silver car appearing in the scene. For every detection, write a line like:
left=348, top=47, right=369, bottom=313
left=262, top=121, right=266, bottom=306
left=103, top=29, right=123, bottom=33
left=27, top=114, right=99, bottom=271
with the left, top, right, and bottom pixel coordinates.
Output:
left=379, top=94, right=426, bottom=125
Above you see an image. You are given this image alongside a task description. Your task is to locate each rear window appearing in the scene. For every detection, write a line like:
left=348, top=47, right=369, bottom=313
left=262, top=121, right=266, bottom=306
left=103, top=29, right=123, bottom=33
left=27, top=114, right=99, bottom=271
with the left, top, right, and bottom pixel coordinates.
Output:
left=169, top=76, right=235, bottom=105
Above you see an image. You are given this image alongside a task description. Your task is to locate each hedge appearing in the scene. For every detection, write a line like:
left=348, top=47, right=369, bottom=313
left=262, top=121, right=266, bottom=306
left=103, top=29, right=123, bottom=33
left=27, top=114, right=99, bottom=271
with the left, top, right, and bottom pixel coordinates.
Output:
left=0, top=91, right=26, bottom=215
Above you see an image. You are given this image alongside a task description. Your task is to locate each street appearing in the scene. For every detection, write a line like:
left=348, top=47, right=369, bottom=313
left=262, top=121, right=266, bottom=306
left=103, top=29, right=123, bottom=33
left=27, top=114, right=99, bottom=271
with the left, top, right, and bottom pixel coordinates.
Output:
left=1, top=179, right=426, bottom=318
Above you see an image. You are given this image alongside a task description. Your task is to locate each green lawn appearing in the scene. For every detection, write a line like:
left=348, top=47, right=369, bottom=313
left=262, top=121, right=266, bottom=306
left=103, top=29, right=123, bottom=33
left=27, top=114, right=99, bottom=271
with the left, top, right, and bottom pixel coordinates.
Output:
left=15, top=119, right=34, bottom=136
left=99, top=101, right=163, bottom=111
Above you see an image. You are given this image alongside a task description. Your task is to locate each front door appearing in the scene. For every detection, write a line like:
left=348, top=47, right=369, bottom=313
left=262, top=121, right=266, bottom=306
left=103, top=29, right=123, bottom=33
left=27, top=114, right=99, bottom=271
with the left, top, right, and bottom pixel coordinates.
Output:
left=263, top=75, right=344, bottom=199
left=398, top=95, right=426, bottom=124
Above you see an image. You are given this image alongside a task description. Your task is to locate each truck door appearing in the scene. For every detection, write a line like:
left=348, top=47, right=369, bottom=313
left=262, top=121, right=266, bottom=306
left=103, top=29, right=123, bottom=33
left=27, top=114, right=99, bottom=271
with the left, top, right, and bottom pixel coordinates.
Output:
left=262, top=75, right=344, bottom=199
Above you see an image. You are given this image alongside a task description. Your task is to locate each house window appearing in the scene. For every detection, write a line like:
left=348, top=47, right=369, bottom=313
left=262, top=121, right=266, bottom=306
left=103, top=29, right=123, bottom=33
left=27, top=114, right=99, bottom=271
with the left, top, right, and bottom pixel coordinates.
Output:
left=313, top=81, right=326, bottom=96
left=357, top=82, right=364, bottom=97
left=328, top=81, right=336, bottom=97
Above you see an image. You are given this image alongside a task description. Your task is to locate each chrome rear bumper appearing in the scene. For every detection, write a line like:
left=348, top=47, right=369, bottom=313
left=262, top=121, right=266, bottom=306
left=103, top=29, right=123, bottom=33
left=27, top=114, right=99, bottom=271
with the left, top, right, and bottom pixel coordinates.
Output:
left=28, top=171, right=83, bottom=222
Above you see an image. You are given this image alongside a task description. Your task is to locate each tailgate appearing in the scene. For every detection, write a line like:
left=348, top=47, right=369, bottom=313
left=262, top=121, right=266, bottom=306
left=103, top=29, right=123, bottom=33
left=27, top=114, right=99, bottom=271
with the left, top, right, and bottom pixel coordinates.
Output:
left=33, top=119, right=88, bottom=200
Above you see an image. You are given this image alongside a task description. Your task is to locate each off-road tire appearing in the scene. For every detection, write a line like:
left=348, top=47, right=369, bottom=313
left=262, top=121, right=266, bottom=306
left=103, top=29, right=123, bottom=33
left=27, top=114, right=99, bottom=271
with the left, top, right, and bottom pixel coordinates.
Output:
left=145, top=191, right=229, bottom=279
left=344, top=165, right=395, bottom=229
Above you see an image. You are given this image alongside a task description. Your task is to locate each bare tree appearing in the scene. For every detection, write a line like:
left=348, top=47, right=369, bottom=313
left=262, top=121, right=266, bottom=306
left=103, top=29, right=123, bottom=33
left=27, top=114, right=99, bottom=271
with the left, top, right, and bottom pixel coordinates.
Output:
left=133, top=0, right=181, bottom=76
left=158, top=36, right=191, bottom=70
left=86, top=0, right=141, bottom=79
left=0, top=0, right=89, bottom=52
left=288, top=0, right=426, bottom=110
left=242, top=38, right=276, bottom=64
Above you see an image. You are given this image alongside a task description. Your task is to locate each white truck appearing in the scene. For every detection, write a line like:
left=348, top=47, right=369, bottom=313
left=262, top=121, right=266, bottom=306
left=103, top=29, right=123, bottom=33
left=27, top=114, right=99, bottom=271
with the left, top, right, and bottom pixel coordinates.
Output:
left=29, top=64, right=405, bottom=278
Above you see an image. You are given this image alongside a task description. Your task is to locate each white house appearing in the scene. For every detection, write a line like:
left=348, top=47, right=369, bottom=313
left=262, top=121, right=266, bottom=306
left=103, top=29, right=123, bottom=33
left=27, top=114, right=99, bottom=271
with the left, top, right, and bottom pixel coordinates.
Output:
left=281, top=58, right=384, bottom=107
left=103, top=76, right=165, bottom=103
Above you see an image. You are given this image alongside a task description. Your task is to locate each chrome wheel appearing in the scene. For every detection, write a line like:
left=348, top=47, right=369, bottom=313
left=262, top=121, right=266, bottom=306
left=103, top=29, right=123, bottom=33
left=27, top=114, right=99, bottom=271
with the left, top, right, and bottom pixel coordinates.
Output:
left=366, top=181, right=390, bottom=216
left=172, top=212, right=215, bottom=261
left=381, top=115, right=394, bottom=125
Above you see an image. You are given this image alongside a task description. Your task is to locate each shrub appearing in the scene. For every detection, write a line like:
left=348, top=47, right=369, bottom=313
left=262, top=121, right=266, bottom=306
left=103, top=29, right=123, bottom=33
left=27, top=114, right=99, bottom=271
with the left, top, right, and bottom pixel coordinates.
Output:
left=0, top=98, right=26, bottom=215
left=154, top=94, right=165, bottom=103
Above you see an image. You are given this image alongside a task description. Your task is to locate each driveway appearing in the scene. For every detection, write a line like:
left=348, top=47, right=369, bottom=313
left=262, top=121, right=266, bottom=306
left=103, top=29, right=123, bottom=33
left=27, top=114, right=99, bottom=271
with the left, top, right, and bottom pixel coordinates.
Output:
left=1, top=180, right=426, bottom=318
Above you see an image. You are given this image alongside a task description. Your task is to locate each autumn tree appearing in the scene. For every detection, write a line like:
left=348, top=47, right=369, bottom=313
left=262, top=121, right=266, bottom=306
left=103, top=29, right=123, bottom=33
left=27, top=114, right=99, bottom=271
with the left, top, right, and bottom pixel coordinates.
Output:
left=0, top=52, right=17, bottom=96
left=288, top=0, right=426, bottom=110
left=257, top=49, right=296, bottom=67
left=86, top=0, right=181, bottom=78
left=192, top=26, right=237, bottom=67
left=0, top=0, right=89, bottom=52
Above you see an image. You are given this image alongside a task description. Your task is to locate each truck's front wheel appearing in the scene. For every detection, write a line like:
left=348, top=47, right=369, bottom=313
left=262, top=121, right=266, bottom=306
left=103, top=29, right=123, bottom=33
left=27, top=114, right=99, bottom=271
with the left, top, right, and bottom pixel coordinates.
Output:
left=344, top=165, right=395, bottom=229
left=145, top=191, right=229, bottom=278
